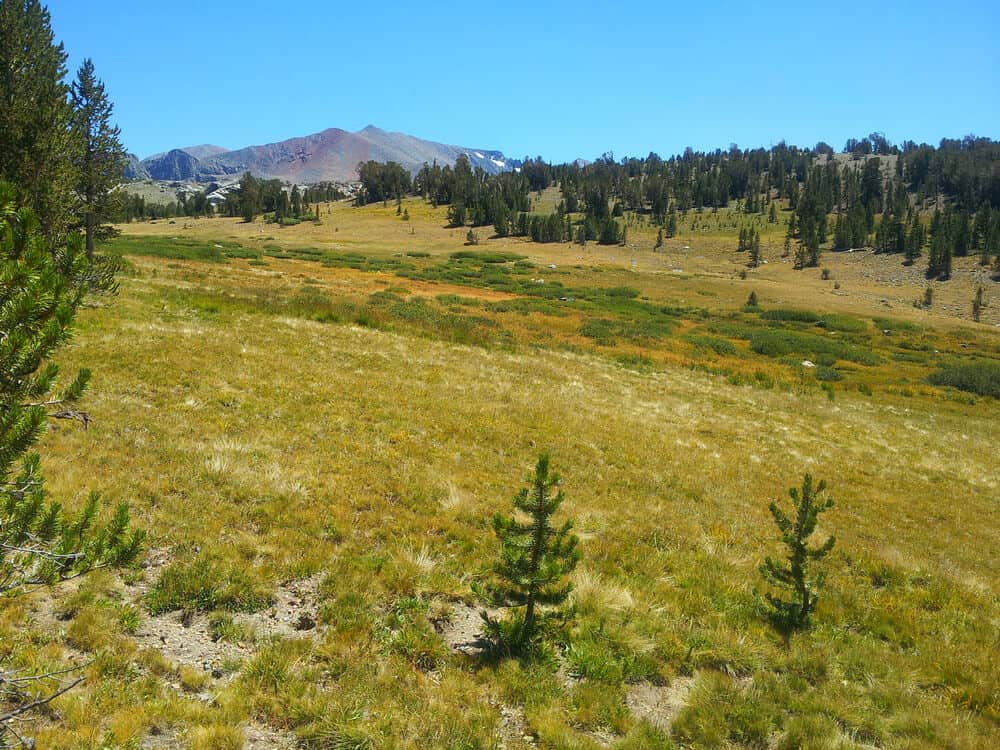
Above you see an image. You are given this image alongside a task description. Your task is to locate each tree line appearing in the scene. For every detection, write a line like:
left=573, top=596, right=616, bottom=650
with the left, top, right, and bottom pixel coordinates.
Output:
left=351, top=134, right=1000, bottom=271
left=115, top=179, right=346, bottom=224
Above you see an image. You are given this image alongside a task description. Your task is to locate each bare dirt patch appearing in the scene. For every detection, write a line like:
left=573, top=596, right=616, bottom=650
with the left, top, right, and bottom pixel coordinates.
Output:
left=434, top=602, right=497, bottom=656
left=139, top=721, right=296, bottom=749
left=626, top=676, right=695, bottom=731
left=140, top=725, right=183, bottom=749
left=495, top=702, right=536, bottom=749
left=130, top=573, right=324, bottom=679
left=132, top=609, right=245, bottom=678
left=235, top=573, right=324, bottom=640
left=242, top=720, right=298, bottom=749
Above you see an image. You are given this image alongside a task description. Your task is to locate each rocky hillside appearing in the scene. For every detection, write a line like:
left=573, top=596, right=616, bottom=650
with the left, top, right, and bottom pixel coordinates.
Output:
left=132, top=126, right=516, bottom=183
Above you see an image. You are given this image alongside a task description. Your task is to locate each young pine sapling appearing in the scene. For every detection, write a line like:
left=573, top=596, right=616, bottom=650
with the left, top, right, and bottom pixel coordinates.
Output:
left=759, top=474, right=835, bottom=631
left=475, top=454, right=579, bottom=652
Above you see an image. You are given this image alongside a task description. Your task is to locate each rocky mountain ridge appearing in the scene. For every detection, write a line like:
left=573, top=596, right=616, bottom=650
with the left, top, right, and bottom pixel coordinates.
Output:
left=125, top=126, right=516, bottom=183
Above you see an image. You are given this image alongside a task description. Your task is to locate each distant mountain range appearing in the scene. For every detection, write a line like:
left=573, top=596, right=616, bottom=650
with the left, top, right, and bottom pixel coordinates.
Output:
left=125, top=125, right=517, bottom=183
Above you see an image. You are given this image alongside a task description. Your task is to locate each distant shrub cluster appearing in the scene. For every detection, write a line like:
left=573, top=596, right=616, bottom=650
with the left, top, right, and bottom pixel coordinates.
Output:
left=449, top=250, right=526, bottom=263
left=761, top=309, right=821, bottom=323
left=928, top=362, right=1000, bottom=398
left=749, top=329, right=880, bottom=365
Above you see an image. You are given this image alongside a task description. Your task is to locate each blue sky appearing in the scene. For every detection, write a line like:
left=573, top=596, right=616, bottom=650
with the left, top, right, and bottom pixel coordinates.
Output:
left=47, top=0, right=999, bottom=162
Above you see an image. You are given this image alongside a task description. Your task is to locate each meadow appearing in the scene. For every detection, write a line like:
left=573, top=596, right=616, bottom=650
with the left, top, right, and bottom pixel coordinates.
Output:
left=4, top=196, right=998, bottom=749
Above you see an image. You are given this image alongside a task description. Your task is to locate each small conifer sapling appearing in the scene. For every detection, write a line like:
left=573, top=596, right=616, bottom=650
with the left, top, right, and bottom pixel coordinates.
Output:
left=759, top=474, right=835, bottom=630
left=475, top=454, right=579, bottom=651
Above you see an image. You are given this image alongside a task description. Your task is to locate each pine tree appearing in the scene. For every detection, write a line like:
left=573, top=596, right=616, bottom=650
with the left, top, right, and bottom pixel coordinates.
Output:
left=973, top=204, right=991, bottom=265
left=0, top=1, right=78, bottom=241
left=70, top=59, right=127, bottom=257
left=927, top=210, right=953, bottom=279
left=759, top=474, right=835, bottom=630
left=972, top=286, right=986, bottom=323
left=0, top=183, right=143, bottom=744
left=475, top=455, right=580, bottom=651
left=794, top=242, right=808, bottom=270
left=905, top=215, right=924, bottom=264
left=749, top=231, right=761, bottom=267
left=238, top=172, right=260, bottom=223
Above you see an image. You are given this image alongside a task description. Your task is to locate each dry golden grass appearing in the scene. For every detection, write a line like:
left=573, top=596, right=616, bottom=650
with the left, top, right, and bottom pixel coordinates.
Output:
left=4, top=199, right=999, bottom=748
left=120, top=197, right=999, bottom=328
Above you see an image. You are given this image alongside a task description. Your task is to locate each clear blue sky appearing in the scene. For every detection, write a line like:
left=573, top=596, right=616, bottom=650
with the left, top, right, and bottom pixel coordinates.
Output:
left=47, top=0, right=999, bottom=162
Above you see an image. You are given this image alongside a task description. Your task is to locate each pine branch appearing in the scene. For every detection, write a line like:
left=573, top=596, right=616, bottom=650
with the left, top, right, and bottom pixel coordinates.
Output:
left=0, top=675, right=84, bottom=723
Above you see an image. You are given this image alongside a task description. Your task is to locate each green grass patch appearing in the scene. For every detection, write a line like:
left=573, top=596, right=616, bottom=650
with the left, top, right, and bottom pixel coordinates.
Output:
left=673, top=672, right=777, bottom=748
left=928, top=361, right=1000, bottom=398
left=748, top=329, right=880, bottom=366
left=449, top=250, right=527, bottom=263
left=761, top=308, right=821, bottom=323
left=874, top=317, right=922, bottom=333
left=817, top=314, right=869, bottom=333
left=147, top=557, right=272, bottom=614
left=581, top=319, right=617, bottom=345
left=686, top=335, right=738, bottom=356
left=815, top=365, right=843, bottom=382
left=321, top=252, right=414, bottom=273
left=761, top=308, right=867, bottom=333
left=436, top=293, right=481, bottom=307
left=486, top=298, right=565, bottom=316
left=107, top=235, right=260, bottom=262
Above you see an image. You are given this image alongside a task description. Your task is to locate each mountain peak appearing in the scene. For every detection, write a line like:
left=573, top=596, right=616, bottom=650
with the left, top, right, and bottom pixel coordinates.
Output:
left=135, top=126, right=517, bottom=183
left=179, top=144, right=229, bottom=160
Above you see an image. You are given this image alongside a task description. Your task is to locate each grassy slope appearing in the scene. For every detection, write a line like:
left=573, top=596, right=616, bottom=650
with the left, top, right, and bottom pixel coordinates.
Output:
left=3, top=197, right=999, bottom=749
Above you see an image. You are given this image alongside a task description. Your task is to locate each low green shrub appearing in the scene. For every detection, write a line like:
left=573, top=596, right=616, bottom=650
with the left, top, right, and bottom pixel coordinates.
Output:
left=928, top=361, right=1000, bottom=398
left=449, top=250, right=526, bottom=263
left=761, top=308, right=820, bottom=323
left=749, top=329, right=879, bottom=365
left=687, top=335, right=737, bottom=356
left=874, top=316, right=922, bottom=333
left=815, top=366, right=843, bottom=381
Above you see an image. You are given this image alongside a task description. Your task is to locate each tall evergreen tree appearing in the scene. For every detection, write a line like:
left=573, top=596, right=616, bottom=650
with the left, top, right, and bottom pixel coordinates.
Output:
left=749, top=230, right=762, bottom=267
left=0, top=0, right=77, bottom=241
left=927, top=209, right=953, bottom=279
left=904, top=214, right=924, bottom=264
left=70, top=58, right=126, bottom=257
left=973, top=204, right=992, bottom=265
left=237, top=171, right=260, bottom=223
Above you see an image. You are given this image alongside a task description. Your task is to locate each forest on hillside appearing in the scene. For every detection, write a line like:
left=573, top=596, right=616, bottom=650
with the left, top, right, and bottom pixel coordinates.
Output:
left=159, top=134, right=1000, bottom=280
